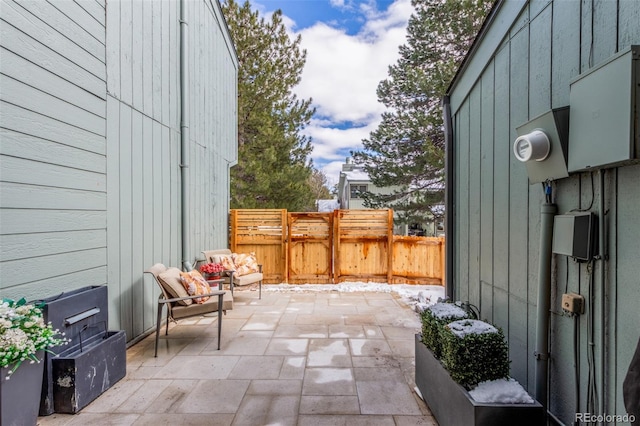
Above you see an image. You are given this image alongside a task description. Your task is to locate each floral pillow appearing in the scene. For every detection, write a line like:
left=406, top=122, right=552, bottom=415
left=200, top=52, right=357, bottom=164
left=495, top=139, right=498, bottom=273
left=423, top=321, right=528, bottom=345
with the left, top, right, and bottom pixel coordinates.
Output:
left=218, top=255, right=236, bottom=272
left=179, top=270, right=211, bottom=304
left=232, top=252, right=260, bottom=276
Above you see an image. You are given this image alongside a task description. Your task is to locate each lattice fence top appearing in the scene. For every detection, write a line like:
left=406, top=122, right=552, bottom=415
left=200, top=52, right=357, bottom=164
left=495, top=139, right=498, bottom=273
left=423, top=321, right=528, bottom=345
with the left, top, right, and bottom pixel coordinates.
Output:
left=336, top=209, right=392, bottom=239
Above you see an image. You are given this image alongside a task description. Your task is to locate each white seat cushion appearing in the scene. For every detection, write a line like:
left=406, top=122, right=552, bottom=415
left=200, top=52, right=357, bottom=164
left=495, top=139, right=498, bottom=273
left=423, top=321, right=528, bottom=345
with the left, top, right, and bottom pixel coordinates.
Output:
left=233, top=272, right=263, bottom=286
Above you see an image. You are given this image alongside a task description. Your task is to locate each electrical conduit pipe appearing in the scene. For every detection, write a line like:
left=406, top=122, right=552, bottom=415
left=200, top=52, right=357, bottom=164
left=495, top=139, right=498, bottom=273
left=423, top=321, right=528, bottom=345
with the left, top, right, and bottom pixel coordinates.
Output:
left=180, top=0, right=191, bottom=270
left=535, top=202, right=557, bottom=410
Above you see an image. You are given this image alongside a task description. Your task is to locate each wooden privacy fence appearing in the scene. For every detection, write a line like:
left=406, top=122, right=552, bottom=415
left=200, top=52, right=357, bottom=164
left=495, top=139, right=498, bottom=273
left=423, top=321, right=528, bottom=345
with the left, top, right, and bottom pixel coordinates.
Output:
left=229, top=209, right=445, bottom=285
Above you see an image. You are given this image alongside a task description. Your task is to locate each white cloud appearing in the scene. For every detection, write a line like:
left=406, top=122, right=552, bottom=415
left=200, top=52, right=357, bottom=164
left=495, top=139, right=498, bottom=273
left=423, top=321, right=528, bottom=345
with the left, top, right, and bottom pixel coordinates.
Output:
left=254, top=0, right=413, bottom=188
left=300, top=1, right=412, bottom=187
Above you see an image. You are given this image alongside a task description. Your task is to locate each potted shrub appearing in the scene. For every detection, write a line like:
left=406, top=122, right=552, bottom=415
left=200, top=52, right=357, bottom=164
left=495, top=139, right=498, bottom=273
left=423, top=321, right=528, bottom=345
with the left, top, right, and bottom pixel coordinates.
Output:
left=420, top=301, right=470, bottom=358
left=415, top=302, right=544, bottom=426
left=1, top=298, right=67, bottom=426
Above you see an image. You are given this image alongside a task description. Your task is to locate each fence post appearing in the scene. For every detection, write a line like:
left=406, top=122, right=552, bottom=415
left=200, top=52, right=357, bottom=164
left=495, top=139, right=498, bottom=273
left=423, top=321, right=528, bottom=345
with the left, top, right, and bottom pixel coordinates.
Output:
left=229, top=209, right=237, bottom=251
left=440, top=237, right=446, bottom=287
left=333, top=209, right=340, bottom=283
left=387, top=209, right=393, bottom=283
left=282, top=209, right=288, bottom=283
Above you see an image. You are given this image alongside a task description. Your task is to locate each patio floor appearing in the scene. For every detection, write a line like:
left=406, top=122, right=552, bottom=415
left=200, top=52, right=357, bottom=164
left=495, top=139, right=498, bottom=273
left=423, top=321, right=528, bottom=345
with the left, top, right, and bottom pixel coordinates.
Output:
left=37, top=286, right=438, bottom=426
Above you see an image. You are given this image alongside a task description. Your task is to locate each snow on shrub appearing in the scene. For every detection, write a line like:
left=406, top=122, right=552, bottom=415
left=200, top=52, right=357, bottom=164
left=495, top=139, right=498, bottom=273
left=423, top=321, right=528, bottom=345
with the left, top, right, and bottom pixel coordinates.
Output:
left=469, top=378, right=535, bottom=404
left=441, top=319, right=510, bottom=388
left=420, top=302, right=470, bottom=358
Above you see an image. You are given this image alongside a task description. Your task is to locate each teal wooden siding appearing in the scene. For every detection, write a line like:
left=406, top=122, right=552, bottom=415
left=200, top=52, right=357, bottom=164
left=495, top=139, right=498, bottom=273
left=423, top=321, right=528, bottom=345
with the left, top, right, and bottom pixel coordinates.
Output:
left=0, top=0, right=108, bottom=300
left=448, top=1, right=640, bottom=423
left=1, top=0, right=237, bottom=345
left=105, top=0, right=238, bottom=338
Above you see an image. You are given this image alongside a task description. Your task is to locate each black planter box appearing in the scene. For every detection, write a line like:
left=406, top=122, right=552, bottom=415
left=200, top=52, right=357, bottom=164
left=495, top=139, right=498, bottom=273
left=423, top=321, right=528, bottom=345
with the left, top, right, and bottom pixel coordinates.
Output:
left=37, top=286, right=126, bottom=415
left=52, top=330, right=126, bottom=413
left=414, top=334, right=545, bottom=426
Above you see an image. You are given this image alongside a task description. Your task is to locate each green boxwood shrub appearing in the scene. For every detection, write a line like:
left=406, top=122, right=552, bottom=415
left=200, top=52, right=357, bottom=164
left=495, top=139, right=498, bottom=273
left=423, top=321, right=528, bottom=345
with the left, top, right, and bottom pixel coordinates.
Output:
left=441, top=319, right=510, bottom=389
left=420, top=302, right=470, bottom=358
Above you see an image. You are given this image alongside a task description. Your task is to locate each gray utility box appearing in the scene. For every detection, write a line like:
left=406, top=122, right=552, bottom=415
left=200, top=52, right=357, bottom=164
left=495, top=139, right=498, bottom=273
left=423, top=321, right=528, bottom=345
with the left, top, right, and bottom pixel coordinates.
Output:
left=568, top=45, right=639, bottom=172
left=38, top=286, right=126, bottom=415
left=552, top=212, right=598, bottom=262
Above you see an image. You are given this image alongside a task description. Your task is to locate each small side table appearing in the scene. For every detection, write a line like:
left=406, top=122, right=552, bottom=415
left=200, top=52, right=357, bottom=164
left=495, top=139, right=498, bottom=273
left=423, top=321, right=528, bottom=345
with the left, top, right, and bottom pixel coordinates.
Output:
left=206, top=278, right=225, bottom=291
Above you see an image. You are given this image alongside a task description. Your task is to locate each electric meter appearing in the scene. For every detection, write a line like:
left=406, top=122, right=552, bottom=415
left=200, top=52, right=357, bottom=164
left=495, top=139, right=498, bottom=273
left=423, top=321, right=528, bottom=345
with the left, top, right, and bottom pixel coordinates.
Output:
left=513, top=130, right=551, bottom=163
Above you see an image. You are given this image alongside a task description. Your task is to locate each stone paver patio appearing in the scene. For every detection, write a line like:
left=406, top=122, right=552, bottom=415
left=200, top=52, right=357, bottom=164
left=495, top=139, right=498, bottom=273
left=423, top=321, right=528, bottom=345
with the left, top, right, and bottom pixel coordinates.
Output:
left=37, top=287, right=437, bottom=426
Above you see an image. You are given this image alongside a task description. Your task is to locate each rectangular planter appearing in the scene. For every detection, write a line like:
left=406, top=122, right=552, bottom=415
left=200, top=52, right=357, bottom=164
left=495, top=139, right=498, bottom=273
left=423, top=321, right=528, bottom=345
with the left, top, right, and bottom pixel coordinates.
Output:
left=52, top=330, right=126, bottom=413
left=415, top=334, right=545, bottom=426
left=38, top=286, right=126, bottom=415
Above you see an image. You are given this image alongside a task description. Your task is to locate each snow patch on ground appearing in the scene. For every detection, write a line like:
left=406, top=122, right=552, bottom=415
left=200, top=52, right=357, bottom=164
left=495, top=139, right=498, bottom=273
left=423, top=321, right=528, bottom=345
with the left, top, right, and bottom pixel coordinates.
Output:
left=264, top=282, right=445, bottom=311
left=469, top=378, right=535, bottom=404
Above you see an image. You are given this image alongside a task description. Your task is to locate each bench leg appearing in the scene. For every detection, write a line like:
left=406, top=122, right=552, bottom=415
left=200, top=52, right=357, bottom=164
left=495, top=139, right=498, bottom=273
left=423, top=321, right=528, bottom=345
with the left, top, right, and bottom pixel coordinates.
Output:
left=155, top=302, right=164, bottom=357
left=217, top=293, right=223, bottom=350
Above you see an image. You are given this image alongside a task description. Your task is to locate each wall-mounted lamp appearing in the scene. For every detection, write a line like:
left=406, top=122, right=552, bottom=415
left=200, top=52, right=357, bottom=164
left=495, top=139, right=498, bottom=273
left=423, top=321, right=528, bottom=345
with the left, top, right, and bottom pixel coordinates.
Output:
left=513, top=130, right=551, bottom=163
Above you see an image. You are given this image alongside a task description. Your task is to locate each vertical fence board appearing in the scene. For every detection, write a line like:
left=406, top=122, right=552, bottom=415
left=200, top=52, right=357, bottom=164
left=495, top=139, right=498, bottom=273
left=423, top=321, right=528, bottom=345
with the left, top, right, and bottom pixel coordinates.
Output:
left=230, top=209, right=287, bottom=283
left=288, top=212, right=333, bottom=284
left=229, top=209, right=445, bottom=285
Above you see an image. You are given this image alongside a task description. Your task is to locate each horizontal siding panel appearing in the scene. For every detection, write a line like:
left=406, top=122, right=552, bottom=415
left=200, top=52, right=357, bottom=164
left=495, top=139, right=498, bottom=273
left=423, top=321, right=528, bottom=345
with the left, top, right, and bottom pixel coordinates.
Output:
left=0, top=229, right=106, bottom=262
left=0, top=75, right=105, bottom=136
left=0, top=128, right=105, bottom=173
left=17, top=0, right=105, bottom=62
left=5, top=266, right=107, bottom=303
left=0, top=19, right=104, bottom=98
left=50, top=0, right=105, bottom=44
left=0, top=103, right=105, bottom=155
left=0, top=209, right=106, bottom=234
left=0, top=247, right=106, bottom=288
left=77, top=0, right=106, bottom=27
left=0, top=47, right=105, bottom=117
left=0, top=155, right=106, bottom=192
left=2, top=0, right=105, bottom=79
left=0, top=182, right=106, bottom=210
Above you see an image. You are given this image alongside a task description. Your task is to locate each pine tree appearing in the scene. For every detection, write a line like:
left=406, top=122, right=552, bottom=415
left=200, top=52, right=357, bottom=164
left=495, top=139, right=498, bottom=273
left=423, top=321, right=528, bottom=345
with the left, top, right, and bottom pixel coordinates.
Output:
left=351, top=0, right=492, bottom=224
left=222, top=0, right=316, bottom=212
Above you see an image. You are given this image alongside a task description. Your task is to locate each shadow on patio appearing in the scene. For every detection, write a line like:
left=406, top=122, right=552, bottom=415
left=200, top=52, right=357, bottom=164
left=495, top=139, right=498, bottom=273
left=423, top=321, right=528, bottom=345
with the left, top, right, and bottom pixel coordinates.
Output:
left=37, top=286, right=438, bottom=426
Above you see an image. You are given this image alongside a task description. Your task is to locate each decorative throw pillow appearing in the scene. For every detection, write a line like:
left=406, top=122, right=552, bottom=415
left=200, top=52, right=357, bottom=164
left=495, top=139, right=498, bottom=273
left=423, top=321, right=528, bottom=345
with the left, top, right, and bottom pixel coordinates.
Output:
left=218, top=254, right=236, bottom=272
left=232, top=252, right=260, bottom=276
left=179, top=270, right=211, bottom=304
left=158, top=267, right=192, bottom=306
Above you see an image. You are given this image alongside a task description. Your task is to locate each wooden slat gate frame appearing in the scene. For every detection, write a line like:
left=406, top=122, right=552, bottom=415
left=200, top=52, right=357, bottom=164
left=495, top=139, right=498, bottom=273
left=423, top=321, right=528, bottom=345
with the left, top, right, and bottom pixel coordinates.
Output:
left=333, top=209, right=394, bottom=283
left=288, top=212, right=333, bottom=284
left=229, top=209, right=445, bottom=285
left=230, top=209, right=287, bottom=284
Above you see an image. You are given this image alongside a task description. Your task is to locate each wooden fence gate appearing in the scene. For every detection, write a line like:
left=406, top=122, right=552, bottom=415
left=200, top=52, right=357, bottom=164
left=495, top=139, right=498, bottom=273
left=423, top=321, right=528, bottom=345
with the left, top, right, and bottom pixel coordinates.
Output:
left=288, top=212, right=333, bottom=284
left=229, top=209, right=444, bottom=285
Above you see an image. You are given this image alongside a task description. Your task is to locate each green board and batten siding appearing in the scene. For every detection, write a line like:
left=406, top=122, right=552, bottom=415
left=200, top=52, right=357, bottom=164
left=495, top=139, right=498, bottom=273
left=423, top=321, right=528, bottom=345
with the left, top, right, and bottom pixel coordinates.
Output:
left=1, top=0, right=237, bottom=344
left=0, top=0, right=108, bottom=300
left=104, top=0, right=237, bottom=338
left=448, top=1, right=640, bottom=423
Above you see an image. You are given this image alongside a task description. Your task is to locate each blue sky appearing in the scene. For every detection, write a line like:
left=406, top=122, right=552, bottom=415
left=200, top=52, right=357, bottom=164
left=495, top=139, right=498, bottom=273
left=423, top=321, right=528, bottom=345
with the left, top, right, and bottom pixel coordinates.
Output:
left=251, top=0, right=414, bottom=188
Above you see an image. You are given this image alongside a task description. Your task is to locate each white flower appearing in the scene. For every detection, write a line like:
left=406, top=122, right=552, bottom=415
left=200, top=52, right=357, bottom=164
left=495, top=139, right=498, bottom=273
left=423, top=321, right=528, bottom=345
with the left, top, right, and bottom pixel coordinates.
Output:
left=0, top=298, right=67, bottom=374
